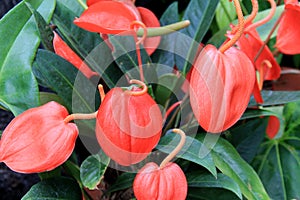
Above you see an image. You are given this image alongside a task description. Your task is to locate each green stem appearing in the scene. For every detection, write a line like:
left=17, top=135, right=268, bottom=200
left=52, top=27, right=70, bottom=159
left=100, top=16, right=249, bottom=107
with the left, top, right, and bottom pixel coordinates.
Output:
left=137, top=20, right=190, bottom=37
left=77, top=0, right=88, bottom=9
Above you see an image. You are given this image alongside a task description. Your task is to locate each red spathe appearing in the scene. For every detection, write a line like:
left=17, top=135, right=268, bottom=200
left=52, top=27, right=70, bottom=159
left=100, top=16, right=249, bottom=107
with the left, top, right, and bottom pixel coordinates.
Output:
left=96, top=87, right=162, bottom=166
left=0, top=101, right=78, bottom=173
left=133, top=162, right=187, bottom=200
left=190, top=45, right=255, bottom=133
left=276, top=2, right=300, bottom=55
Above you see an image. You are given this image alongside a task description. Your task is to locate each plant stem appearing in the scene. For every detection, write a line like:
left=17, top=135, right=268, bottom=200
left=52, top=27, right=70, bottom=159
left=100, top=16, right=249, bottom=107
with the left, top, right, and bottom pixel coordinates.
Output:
left=64, top=111, right=98, bottom=123
left=160, top=129, right=186, bottom=168
left=219, top=0, right=245, bottom=53
left=253, top=11, right=284, bottom=62
left=77, top=0, right=88, bottom=9
left=137, top=20, right=190, bottom=37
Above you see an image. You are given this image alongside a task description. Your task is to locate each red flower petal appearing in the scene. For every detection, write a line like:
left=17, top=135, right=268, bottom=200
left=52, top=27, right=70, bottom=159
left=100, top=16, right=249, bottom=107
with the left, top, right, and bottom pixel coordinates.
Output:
left=228, top=28, right=281, bottom=80
left=276, top=3, right=300, bottom=55
left=137, top=7, right=161, bottom=55
left=74, top=1, right=140, bottom=34
left=53, top=32, right=98, bottom=79
left=0, top=101, right=78, bottom=173
left=133, top=162, right=187, bottom=200
left=190, top=45, right=255, bottom=133
left=266, top=116, right=280, bottom=139
left=96, top=87, right=162, bottom=166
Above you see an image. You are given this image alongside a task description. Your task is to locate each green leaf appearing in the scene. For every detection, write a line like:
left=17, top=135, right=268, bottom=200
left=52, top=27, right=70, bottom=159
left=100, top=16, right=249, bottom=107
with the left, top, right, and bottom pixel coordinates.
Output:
left=215, top=0, right=236, bottom=29
left=22, top=177, right=82, bottom=200
left=249, top=90, right=300, bottom=107
left=228, top=118, right=268, bottom=163
left=106, top=172, right=136, bottom=194
left=39, top=92, right=64, bottom=106
left=253, top=138, right=300, bottom=200
left=28, top=3, right=54, bottom=51
left=56, top=0, right=85, bottom=16
left=154, top=73, right=184, bottom=105
left=109, top=35, right=157, bottom=84
left=80, top=153, right=110, bottom=190
left=198, top=135, right=270, bottom=200
left=32, top=49, right=97, bottom=113
left=0, top=0, right=55, bottom=115
left=152, top=2, right=179, bottom=71
left=188, top=187, right=240, bottom=200
left=187, top=172, right=242, bottom=199
left=176, top=0, right=219, bottom=74
left=156, top=133, right=217, bottom=177
left=283, top=101, right=300, bottom=137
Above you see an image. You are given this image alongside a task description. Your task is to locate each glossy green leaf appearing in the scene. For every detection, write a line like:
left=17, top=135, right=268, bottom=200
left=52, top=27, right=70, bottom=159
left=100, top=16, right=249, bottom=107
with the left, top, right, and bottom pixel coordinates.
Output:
left=251, top=101, right=300, bottom=199
left=106, top=172, right=136, bottom=194
left=249, top=90, right=300, bottom=107
left=0, top=0, right=55, bottom=115
left=32, top=49, right=98, bottom=113
left=29, top=3, right=54, bottom=51
left=154, top=73, right=184, bottom=106
left=253, top=139, right=300, bottom=200
left=21, top=177, right=81, bottom=200
left=228, top=118, right=268, bottom=163
left=216, top=0, right=236, bottom=29
left=197, top=135, right=270, bottom=200
left=80, top=153, right=110, bottom=190
left=283, top=101, right=300, bottom=137
left=187, top=172, right=242, bottom=199
left=156, top=133, right=217, bottom=177
left=176, top=0, right=219, bottom=74
left=152, top=2, right=179, bottom=71
left=56, top=0, right=85, bottom=16
left=188, top=187, right=240, bottom=200
left=109, top=35, right=157, bottom=84
left=39, top=92, right=64, bottom=106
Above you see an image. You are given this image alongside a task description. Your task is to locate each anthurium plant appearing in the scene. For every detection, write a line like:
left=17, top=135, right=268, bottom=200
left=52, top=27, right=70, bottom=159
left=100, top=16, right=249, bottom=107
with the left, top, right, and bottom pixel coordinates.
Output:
left=1, top=0, right=300, bottom=199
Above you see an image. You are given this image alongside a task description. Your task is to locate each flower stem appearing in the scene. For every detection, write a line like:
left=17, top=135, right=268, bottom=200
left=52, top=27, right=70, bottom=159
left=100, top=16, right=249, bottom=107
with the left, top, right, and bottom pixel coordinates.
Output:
left=77, top=0, right=88, bottom=9
left=254, top=10, right=284, bottom=62
left=160, top=129, right=186, bottom=169
left=219, top=0, right=245, bottom=53
left=245, top=0, right=276, bottom=32
left=130, top=21, right=148, bottom=82
left=163, top=101, right=182, bottom=122
left=137, top=20, right=190, bottom=37
left=125, top=79, right=148, bottom=96
left=64, top=111, right=98, bottom=123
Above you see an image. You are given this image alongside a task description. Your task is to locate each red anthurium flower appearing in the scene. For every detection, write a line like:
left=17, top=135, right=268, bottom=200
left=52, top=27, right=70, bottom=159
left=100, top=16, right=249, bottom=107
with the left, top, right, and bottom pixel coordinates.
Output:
left=133, top=129, right=187, bottom=200
left=96, top=80, right=162, bottom=166
left=189, top=45, right=255, bottom=133
left=74, top=1, right=141, bottom=34
left=74, top=0, right=160, bottom=55
left=266, top=115, right=280, bottom=139
left=275, top=0, right=300, bottom=54
left=53, top=32, right=98, bottom=79
left=133, top=162, right=187, bottom=200
left=189, top=0, right=255, bottom=133
left=0, top=101, right=78, bottom=173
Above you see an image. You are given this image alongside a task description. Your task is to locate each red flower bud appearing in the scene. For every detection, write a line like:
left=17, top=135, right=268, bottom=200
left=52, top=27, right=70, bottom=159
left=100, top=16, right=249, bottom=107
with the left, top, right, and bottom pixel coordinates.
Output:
left=53, top=32, right=98, bottom=79
left=133, top=162, right=188, bottom=200
left=96, top=81, right=162, bottom=166
left=0, top=101, right=78, bottom=173
left=190, top=45, right=255, bottom=133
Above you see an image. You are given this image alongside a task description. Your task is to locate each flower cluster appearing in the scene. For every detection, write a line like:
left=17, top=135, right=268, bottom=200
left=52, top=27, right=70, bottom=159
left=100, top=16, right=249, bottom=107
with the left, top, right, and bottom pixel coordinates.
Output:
left=0, top=0, right=300, bottom=199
